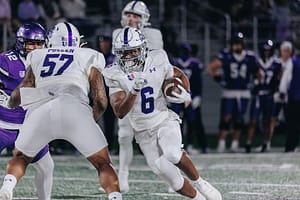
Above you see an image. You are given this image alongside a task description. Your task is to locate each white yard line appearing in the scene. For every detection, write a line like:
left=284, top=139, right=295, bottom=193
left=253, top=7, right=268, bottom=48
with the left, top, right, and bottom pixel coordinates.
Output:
left=229, top=191, right=269, bottom=196
left=7, top=175, right=300, bottom=188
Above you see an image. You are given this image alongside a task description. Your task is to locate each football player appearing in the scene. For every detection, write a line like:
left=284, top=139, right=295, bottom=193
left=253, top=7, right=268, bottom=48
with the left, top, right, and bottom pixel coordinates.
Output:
left=104, top=27, right=222, bottom=200
left=0, top=22, right=54, bottom=200
left=207, top=32, right=262, bottom=153
left=0, top=22, right=122, bottom=200
left=111, top=0, right=163, bottom=192
left=245, top=40, right=282, bottom=153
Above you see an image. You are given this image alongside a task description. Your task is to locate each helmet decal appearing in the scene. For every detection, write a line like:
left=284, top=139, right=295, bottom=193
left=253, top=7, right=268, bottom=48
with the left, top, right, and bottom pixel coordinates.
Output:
left=64, top=22, right=73, bottom=47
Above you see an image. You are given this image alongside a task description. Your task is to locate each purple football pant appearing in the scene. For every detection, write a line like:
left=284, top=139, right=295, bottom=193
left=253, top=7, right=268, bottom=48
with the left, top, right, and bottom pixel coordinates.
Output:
left=0, top=127, right=49, bottom=163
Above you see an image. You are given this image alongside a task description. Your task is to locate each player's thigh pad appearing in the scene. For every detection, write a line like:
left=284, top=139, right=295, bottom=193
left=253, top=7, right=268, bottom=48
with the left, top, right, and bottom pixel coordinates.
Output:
left=59, top=97, right=108, bottom=157
left=16, top=103, right=54, bottom=157
left=157, top=118, right=183, bottom=164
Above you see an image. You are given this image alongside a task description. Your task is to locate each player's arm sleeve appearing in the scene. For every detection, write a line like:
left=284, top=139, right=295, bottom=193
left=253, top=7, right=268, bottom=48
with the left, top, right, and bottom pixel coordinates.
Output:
left=103, top=75, right=123, bottom=96
left=86, top=51, right=106, bottom=75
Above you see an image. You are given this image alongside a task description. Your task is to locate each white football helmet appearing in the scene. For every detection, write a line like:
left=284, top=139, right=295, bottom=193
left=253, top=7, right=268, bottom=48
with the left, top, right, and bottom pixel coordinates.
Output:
left=47, top=22, right=80, bottom=48
left=113, top=27, right=147, bottom=74
left=121, top=1, right=150, bottom=29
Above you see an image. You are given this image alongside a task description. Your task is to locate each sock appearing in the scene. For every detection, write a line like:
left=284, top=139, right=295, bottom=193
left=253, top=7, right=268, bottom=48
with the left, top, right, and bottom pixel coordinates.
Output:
left=108, top=192, right=122, bottom=200
left=192, top=190, right=206, bottom=200
left=32, top=152, right=54, bottom=200
left=1, top=174, right=17, bottom=191
left=218, top=140, right=225, bottom=148
left=191, top=176, right=202, bottom=185
left=118, top=136, right=133, bottom=173
left=231, top=140, right=239, bottom=149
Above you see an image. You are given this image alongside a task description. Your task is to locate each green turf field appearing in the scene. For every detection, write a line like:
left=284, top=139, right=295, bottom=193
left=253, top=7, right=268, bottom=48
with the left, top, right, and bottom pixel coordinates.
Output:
left=1, top=151, right=300, bottom=200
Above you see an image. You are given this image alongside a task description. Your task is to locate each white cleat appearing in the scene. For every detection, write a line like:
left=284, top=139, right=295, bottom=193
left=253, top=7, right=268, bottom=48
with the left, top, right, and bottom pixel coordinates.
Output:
left=167, top=186, right=175, bottom=193
left=193, top=179, right=222, bottom=200
left=0, top=188, right=12, bottom=200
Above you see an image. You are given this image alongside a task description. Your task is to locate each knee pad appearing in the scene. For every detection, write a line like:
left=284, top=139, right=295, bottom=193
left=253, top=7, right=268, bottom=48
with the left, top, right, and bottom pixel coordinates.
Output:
left=154, top=156, right=184, bottom=191
left=233, top=119, right=244, bottom=130
left=219, top=118, right=231, bottom=131
left=163, top=147, right=183, bottom=164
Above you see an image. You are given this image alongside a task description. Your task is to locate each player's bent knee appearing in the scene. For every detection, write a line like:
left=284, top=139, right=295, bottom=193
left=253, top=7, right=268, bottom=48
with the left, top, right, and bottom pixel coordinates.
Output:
left=154, top=156, right=184, bottom=191
left=163, top=148, right=183, bottom=164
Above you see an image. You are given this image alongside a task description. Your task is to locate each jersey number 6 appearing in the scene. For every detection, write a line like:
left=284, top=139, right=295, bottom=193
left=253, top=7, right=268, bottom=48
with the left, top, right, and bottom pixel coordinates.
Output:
left=141, top=86, right=154, bottom=114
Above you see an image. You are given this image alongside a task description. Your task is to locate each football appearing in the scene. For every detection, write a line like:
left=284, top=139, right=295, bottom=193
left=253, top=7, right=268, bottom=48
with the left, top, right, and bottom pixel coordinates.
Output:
left=162, top=77, right=184, bottom=97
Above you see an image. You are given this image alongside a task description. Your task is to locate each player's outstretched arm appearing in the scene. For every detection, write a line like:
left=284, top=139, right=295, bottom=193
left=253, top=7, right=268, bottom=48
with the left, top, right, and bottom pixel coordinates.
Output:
left=89, top=67, right=108, bottom=121
left=8, top=66, right=35, bottom=108
left=110, top=91, right=137, bottom=119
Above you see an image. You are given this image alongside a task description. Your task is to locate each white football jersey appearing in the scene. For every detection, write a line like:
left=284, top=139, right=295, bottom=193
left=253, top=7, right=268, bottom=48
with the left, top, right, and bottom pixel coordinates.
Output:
left=103, top=49, right=173, bottom=131
left=112, top=27, right=163, bottom=50
left=27, top=47, right=105, bottom=97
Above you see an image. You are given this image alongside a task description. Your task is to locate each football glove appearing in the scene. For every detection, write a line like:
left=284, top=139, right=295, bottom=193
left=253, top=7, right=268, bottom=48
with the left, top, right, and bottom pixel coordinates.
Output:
left=131, top=72, right=147, bottom=94
left=166, top=85, right=191, bottom=104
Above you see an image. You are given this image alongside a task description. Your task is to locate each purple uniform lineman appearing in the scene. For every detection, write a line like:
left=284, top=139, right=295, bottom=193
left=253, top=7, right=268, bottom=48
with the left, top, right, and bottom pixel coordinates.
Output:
left=0, top=22, right=54, bottom=200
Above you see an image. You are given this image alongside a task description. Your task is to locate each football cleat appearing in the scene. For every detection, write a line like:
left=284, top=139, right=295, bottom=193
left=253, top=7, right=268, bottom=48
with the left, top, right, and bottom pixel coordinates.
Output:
left=193, top=179, right=222, bottom=200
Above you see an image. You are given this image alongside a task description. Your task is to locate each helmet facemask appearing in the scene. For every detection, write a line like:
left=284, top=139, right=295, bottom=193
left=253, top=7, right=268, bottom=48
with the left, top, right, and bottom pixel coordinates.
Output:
left=115, top=43, right=147, bottom=74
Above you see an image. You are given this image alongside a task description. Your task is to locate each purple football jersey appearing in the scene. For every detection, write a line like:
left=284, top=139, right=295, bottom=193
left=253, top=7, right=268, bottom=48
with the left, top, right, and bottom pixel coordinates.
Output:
left=0, top=50, right=26, bottom=125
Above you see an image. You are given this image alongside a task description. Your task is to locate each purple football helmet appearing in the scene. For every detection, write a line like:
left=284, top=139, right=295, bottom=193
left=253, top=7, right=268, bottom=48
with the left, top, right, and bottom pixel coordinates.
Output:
left=16, top=22, right=46, bottom=57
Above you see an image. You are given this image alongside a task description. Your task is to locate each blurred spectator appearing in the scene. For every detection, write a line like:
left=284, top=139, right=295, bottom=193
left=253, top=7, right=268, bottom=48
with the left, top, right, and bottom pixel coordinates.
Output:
left=171, top=44, right=208, bottom=154
left=17, top=0, right=41, bottom=23
left=279, top=49, right=300, bottom=152
left=0, top=0, right=11, bottom=22
left=59, top=0, right=95, bottom=37
left=97, top=35, right=116, bottom=151
left=271, top=41, right=293, bottom=138
left=59, top=0, right=86, bottom=19
left=230, top=0, right=254, bottom=35
left=0, top=0, right=13, bottom=45
left=272, top=0, right=290, bottom=42
left=254, top=0, right=275, bottom=40
left=37, top=0, right=61, bottom=29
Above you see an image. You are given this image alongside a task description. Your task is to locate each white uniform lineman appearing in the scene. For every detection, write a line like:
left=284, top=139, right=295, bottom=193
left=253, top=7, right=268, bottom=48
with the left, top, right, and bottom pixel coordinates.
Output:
left=16, top=47, right=108, bottom=157
left=1, top=22, right=122, bottom=200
